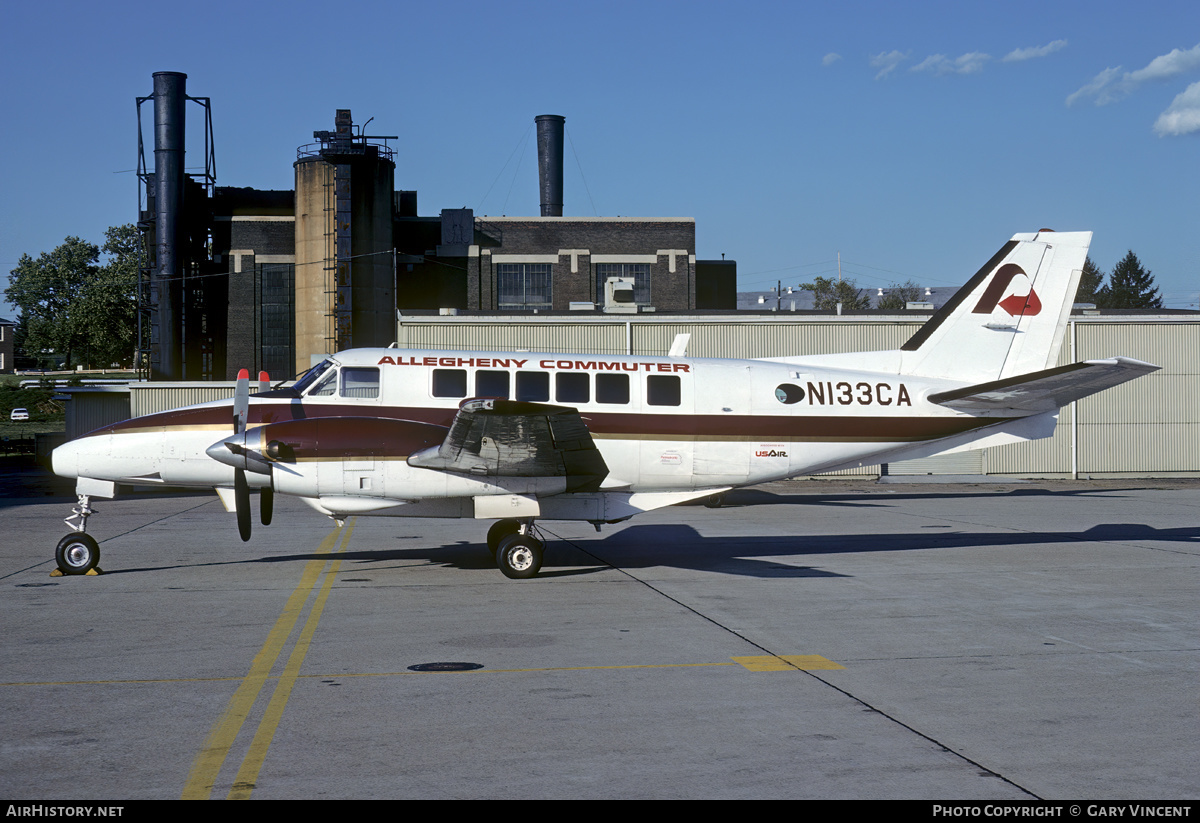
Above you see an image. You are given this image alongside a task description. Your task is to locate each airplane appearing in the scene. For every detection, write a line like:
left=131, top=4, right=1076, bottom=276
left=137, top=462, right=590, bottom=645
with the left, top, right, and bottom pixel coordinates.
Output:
left=50, top=230, right=1159, bottom=579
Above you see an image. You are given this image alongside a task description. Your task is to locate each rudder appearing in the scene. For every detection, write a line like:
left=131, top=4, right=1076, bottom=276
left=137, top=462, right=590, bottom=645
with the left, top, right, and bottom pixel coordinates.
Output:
left=899, top=230, right=1090, bottom=383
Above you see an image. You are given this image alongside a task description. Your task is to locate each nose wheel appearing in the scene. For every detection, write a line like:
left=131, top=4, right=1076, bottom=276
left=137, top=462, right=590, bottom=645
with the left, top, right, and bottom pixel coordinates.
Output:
left=55, top=533, right=101, bottom=576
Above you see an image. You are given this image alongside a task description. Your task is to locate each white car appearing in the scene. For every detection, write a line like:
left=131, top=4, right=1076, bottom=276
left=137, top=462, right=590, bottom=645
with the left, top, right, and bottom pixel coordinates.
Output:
left=10, top=408, right=29, bottom=421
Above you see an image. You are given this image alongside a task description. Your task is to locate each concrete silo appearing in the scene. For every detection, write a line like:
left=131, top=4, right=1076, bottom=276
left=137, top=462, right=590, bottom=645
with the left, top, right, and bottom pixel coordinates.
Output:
left=294, top=110, right=396, bottom=374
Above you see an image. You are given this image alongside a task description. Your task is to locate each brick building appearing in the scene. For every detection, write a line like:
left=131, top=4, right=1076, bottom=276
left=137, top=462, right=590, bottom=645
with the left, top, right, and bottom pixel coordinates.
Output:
left=396, top=212, right=701, bottom=312
left=0, top=317, right=15, bottom=373
left=205, top=112, right=735, bottom=379
left=211, top=188, right=296, bottom=379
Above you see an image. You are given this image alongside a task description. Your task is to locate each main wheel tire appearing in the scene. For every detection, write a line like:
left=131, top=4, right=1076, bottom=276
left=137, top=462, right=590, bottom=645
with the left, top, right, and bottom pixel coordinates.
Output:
left=496, top=534, right=543, bottom=580
left=55, top=534, right=100, bottom=575
left=486, top=519, right=521, bottom=554
left=704, top=493, right=725, bottom=508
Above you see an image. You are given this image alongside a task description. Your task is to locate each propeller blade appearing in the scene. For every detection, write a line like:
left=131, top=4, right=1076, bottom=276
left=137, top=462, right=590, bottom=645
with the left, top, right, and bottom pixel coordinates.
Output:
left=261, top=487, right=274, bottom=526
left=233, top=368, right=250, bottom=435
left=235, top=468, right=251, bottom=542
left=258, top=371, right=270, bottom=395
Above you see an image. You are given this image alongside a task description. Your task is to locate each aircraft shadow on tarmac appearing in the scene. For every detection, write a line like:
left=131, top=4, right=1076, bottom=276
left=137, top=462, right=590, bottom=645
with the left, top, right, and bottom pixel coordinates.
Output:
left=99, top=518, right=1195, bottom=580
left=537, top=521, right=1199, bottom=578
left=709, top=485, right=1153, bottom=509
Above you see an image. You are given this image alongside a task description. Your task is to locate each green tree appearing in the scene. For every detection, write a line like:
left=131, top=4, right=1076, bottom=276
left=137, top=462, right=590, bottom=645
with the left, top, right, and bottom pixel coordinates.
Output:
left=1075, top=256, right=1105, bottom=305
left=1095, top=250, right=1162, bottom=309
left=82, top=225, right=140, bottom=368
left=6, top=236, right=98, bottom=368
left=877, top=280, right=922, bottom=311
left=5, top=226, right=140, bottom=369
left=799, top=276, right=872, bottom=312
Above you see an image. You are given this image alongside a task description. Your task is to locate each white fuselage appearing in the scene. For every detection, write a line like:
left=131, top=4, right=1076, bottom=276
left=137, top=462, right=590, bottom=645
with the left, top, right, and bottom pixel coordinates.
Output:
left=53, top=347, right=1025, bottom=522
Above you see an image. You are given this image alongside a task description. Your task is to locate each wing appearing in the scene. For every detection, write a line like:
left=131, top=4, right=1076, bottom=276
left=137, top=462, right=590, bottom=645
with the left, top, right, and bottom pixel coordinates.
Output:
left=406, top=399, right=609, bottom=492
left=928, top=357, right=1159, bottom=414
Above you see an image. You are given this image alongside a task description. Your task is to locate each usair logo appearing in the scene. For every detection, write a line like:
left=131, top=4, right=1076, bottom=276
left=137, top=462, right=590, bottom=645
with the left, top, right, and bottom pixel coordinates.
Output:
left=972, top=263, right=1042, bottom=318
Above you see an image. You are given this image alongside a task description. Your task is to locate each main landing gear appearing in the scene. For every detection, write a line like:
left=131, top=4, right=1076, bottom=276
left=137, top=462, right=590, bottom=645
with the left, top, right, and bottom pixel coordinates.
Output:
left=54, top=495, right=102, bottom=576
left=487, top=518, right=544, bottom=580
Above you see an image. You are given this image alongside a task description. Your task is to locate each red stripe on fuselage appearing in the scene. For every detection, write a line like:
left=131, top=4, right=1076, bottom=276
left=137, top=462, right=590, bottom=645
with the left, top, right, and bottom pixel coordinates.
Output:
left=88, top=401, right=988, bottom=443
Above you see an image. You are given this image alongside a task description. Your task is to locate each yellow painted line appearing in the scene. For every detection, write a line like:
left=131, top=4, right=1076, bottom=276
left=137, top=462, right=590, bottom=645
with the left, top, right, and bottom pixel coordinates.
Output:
left=180, top=524, right=344, bottom=800
left=732, top=655, right=845, bottom=672
left=227, top=521, right=354, bottom=800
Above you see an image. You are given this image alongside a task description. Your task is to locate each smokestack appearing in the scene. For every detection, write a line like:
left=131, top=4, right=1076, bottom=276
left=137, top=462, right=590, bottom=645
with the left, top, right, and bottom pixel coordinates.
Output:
left=152, top=71, right=187, bottom=379
left=535, top=114, right=564, bottom=217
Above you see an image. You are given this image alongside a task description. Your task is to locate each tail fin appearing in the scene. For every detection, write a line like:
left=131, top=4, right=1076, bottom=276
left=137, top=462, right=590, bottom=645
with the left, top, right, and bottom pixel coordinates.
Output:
left=899, top=230, right=1090, bottom=383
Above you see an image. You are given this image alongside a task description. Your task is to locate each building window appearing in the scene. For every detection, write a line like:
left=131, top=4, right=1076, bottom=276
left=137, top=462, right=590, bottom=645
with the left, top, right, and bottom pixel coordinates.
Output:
left=498, top=263, right=552, bottom=310
left=596, top=263, right=650, bottom=304
left=258, top=263, right=294, bottom=379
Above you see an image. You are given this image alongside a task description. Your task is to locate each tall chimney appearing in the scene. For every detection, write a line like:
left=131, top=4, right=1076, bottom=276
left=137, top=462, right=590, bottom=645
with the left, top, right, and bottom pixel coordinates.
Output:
left=152, top=71, right=187, bottom=380
left=535, top=114, right=565, bottom=217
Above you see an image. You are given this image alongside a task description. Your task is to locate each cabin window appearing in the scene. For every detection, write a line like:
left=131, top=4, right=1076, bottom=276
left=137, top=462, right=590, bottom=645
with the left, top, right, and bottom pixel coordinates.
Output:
left=595, top=373, right=629, bottom=405
left=516, top=371, right=550, bottom=402
left=556, top=372, right=589, bottom=404
left=646, top=375, right=681, bottom=406
left=295, top=359, right=334, bottom=394
left=433, top=369, right=467, bottom=398
left=775, top=384, right=804, bottom=404
left=476, top=370, right=510, bottom=399
left=341, top=367, right=380, bottom=399
left=308, top=368, right=338, bottom=397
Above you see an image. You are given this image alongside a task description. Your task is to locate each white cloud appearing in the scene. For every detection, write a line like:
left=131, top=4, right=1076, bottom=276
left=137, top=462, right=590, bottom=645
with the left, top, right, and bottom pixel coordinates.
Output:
left=1003, top=39, right=1067, bottom=62
left=1068, top=43, right=1200, bottom=105
left=1129, top=43, right=1200, bottom=84
left=870, top=50, right=908, bottom=80
left=822, top=53, right=842, bottom=67
left=1154, top=80, right=1200, bottom=136
left=1066, top=66, right=1123, bottom=106
left=912, top=52, right=991, bottom=75
left=911, top=54, right=947, bottom=73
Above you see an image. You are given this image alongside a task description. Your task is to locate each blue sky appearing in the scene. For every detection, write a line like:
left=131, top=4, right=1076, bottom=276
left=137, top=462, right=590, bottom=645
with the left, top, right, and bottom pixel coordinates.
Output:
left=2, top=0, right=1197, bottom=318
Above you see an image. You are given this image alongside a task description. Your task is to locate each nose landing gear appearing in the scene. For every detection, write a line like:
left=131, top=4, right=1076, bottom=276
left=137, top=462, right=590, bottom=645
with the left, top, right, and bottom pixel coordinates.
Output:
left=53, top=495, right=103, bottom=576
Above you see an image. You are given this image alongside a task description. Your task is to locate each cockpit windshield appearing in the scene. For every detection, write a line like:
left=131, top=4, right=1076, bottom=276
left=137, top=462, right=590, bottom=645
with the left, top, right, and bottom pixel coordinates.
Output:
left=293, top=359, right=335, bottom=395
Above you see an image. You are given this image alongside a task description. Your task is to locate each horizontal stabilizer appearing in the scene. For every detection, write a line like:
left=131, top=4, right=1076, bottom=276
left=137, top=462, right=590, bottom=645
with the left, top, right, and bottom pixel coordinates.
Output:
left=928, top=357, right=1159, bottom=413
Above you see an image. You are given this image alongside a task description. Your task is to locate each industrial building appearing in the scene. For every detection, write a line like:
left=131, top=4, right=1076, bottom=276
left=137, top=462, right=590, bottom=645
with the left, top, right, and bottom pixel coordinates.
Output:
left=136, top=73, right=734, bottom=382
left=0, top=317, right=15, bottom=373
